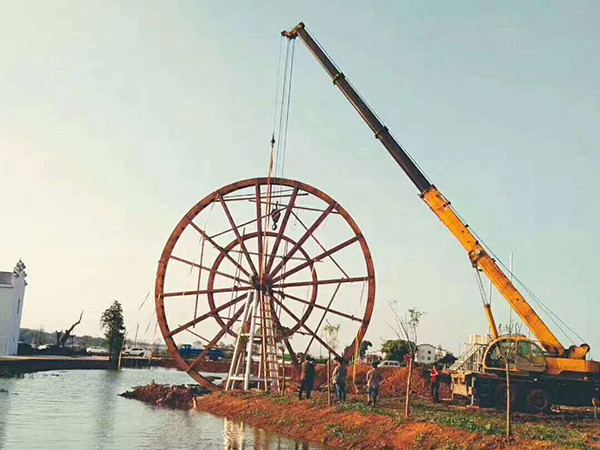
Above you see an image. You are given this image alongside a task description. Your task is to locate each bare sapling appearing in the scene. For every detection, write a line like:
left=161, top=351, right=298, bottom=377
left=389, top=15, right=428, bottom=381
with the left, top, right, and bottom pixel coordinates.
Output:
left=498, top=322, right=520, bottom=439
left=322, top=321, right=340, bottom=406
left=388, top=301, right=424, bottom=418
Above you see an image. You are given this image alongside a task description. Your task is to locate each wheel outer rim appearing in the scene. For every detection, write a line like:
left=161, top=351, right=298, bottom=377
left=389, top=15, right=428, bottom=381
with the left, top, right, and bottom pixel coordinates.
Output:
left=155, top=177, right=376, bottom=390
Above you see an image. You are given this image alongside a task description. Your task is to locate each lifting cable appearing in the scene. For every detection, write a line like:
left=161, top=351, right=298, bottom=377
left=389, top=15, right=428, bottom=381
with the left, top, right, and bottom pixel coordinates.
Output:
left=277, top=38, right=296, bottom=186
left=270, top=35, right=296, bottom=196
left=192, top=201, right=216, bottom=326
left=473, top=268, right=490, bottom=307
left=461, top=212, right=583, bottom=345
left=260, top=36, right=296, bottom=285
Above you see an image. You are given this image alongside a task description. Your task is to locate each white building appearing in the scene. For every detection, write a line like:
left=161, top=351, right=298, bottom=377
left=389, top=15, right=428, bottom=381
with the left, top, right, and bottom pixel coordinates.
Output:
left=0, top=261, right=27, bottom=356
left=363, top=349, right=384, bottom=364
left=415, top=343, right=447, bottom=364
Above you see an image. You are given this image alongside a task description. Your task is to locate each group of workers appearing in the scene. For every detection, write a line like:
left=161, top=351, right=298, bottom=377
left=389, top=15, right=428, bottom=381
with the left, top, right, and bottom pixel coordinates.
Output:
left=298, top=355, right=442, bottom=406
left=298, top=356, right=388, bottom=407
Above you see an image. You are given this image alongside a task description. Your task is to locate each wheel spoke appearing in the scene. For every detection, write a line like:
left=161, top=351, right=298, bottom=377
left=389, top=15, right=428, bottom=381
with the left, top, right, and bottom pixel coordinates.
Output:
left=304, top=283, right=343, bottom=357
left=221, top=189, right=304, bottom=202
left=268, top=202, right=337, bottom=279
left=275, top=289, right=361, bottom=322
left=170, top=255, right=250, bottom=284
left=182, top=327, right=211, bottom=344
left=209, top=211, right=271, bottom=240
left=166, top=293, right=248, bottom=337
left=163, top=285, right=252, bottom=298
left=271, top=296, right=341, bottom=358
left=273, top=276, right=372, bottom=289
left=271, top=235, right=360, bottom=283
left=264, top=186, right=299, bottom=275
left=290, top=210, right=349, bottom=278
left=218, top=193, right=258, bottom=276
left=187, top=306, right=245, bottom=371
left=187, top=219, right=252, bottom=279
left=250, top=199, right=339, bottom=214
left=267, top=295, right=299, bottom=371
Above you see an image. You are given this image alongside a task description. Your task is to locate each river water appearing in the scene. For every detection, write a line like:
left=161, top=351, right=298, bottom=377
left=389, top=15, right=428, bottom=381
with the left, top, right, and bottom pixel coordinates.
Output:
left=0, top=368, right=324, bottom=449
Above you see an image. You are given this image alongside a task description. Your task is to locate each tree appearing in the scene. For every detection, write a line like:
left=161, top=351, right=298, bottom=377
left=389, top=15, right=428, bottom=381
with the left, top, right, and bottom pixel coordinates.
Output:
left=388, top=301, right=424, bottom=418
left=497, top=322, right=520, bottom=439
left=359, top=340, right=373, bottom=358
left=381, top=339, right=413, bottom=362
left=437, top=352, right=457, bottom=367
left=55, top=311, right=84, bottom=348
left=100, top=301, right=125, bottom=369
left=322, top=321, right=340, bottom=406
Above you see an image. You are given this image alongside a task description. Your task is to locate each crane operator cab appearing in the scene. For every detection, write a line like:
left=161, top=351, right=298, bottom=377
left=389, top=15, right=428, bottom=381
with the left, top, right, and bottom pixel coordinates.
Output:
left=483, top=336, right=546, bottom=374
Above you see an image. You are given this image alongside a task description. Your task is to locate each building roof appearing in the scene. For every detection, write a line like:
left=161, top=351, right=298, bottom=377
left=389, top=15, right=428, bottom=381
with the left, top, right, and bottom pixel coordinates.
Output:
left=0, top=272, right=13, bottom=286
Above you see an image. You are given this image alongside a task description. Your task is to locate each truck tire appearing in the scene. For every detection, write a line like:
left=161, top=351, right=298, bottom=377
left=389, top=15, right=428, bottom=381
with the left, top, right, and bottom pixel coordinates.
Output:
left=475, top=378, right=494, bottom=406
left=526, top=388, right=551, bottom=413
left=494, top=382, right=520, bottom=410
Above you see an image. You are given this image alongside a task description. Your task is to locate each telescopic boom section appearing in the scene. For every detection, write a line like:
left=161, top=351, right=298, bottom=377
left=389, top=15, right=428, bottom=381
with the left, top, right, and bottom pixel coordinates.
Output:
left=283, top=22, right=567, bottom=357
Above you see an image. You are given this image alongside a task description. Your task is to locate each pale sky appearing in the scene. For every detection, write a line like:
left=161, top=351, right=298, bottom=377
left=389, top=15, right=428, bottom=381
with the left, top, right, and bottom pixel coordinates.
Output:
left=1, top=1, right=598, bottom=357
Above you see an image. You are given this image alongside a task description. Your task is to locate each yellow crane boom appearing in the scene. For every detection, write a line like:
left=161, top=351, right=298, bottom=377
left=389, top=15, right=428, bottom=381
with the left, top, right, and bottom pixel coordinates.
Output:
left=283, top=22, right=582, bottom=358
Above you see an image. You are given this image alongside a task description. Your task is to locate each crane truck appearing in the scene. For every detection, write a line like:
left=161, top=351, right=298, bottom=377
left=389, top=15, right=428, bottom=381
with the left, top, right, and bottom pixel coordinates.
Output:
left=282, top=22, right=599, bottom=413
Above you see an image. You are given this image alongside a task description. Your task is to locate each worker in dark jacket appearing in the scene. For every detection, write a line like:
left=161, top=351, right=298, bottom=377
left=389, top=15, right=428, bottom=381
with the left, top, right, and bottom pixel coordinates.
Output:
left=298, top=356, right=316, bottom=399
left=430, top=364, right=440, bottom=402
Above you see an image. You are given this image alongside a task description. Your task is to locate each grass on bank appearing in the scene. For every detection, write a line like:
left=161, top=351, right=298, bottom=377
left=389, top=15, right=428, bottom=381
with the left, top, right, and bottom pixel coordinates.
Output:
left=241, top=391, right=592, bottom=448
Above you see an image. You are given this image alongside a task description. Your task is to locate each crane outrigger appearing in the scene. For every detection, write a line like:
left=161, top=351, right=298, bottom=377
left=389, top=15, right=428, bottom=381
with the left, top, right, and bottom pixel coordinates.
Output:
left=283, top=22, right=599, bottom=412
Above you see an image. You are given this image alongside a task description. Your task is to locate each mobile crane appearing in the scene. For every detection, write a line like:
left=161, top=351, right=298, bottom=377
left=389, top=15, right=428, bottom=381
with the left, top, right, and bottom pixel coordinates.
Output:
left=282, top=22, right=599, bottom=413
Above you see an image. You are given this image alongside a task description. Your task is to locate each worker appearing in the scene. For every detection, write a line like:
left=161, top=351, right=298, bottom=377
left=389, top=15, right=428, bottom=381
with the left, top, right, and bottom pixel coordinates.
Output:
left=298, top=356, right=316, bottom=400
left=331, top=356, right=348, bottom=402
left=366, top=362, right=382, bottom=407
left=430, top=364, right=440, bottom=403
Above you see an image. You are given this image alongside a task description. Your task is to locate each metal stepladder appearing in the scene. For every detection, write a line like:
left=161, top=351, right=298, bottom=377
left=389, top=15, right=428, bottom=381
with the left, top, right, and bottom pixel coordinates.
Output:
left=225, top=289, right=282, bottom=392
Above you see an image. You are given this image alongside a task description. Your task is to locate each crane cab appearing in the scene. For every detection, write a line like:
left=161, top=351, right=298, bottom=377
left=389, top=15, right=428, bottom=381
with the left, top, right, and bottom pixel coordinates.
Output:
left=483, top=336, right=546, bottom=375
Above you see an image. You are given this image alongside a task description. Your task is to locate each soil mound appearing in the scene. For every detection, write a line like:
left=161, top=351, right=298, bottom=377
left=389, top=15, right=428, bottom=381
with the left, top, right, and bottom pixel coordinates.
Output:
left=294, top=364, right=434, bottom=397
left=120, top=382, right=209, bottom=409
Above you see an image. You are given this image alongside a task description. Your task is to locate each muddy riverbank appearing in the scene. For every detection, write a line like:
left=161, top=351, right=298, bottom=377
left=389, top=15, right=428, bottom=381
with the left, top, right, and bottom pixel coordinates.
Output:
left=193, top=391, right=600, bottom=449
left=122, top=381, right=600, bottom=449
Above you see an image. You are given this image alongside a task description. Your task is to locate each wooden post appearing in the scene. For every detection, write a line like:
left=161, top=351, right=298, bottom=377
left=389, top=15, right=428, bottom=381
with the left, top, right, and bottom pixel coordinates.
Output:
left=470, top=376, right=475, bottom=406
left=405, top=354, right=413, bottom=418
left=327, top=351, right=332, bottom=406
left=506, top=358, right=512, bottom=438
left=281, top=345, right=286, bottom=394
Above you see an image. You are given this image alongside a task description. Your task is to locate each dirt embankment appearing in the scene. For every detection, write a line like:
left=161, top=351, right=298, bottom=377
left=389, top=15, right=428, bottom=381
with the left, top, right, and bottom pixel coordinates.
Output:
left=290, top=364, right=452, bottom=399
left=122, top=381, right=592, bottom=449
left=193, top=392, right=553, bottom=450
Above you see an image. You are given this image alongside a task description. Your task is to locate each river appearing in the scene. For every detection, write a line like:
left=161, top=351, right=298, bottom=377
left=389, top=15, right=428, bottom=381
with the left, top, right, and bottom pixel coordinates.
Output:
left=0, top=368, right=325, bottom=449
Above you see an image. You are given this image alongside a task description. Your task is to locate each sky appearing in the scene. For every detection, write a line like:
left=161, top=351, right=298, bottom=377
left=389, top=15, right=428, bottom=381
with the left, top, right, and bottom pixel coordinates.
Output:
left=1, top=1, right=598, bottom=357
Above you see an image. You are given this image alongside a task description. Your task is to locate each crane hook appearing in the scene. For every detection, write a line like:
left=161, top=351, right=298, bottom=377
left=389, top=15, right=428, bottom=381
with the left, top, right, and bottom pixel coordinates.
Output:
left=271, top=201, right=281, bottom=230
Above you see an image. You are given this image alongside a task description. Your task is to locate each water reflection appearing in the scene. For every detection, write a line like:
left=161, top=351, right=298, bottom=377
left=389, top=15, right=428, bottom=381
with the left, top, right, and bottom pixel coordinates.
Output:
left=224, top=417, right=247, bottom=449
left=92, top=370, right=120, bottom=447
left=0, top=369, right=324, bottom=450
left=0, top=378, right=16, bottom=445
left=223, top=417, right=313, bottom=450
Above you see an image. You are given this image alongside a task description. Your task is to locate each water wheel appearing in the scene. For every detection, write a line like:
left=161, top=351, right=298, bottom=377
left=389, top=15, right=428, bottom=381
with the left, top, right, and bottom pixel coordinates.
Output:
left=155, top=177, right=375, bottom=391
